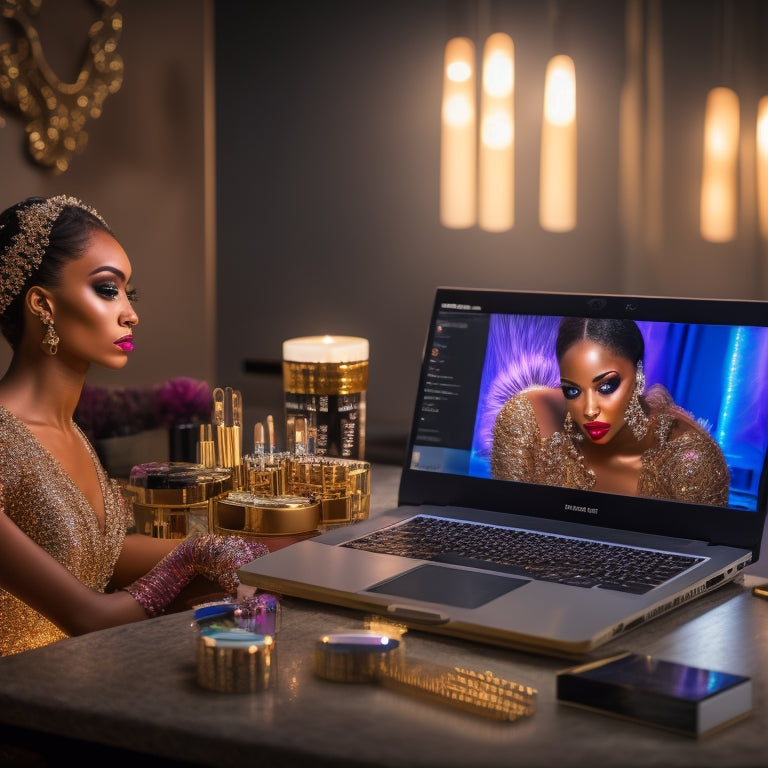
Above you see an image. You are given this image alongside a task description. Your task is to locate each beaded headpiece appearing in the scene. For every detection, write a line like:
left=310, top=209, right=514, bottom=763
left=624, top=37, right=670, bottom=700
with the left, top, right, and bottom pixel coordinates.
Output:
left=0, top=195, right=107, bottom=315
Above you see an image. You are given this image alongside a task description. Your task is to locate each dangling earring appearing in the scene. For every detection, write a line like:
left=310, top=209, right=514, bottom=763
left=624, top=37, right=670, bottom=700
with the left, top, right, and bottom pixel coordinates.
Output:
left=624, top=360, right=648, bottom=441
left=563, top=411, right=583, bottom=442
left=40, top=313, right=59, bottom=356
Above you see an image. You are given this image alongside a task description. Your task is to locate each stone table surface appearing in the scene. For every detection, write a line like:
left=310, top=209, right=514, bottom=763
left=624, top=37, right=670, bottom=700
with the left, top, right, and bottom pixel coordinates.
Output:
left=0, top=464, right=766, bottom=767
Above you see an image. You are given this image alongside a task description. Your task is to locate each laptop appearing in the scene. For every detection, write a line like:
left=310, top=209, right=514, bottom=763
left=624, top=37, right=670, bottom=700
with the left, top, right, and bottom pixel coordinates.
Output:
left=238, top=287, right=768, bottom=657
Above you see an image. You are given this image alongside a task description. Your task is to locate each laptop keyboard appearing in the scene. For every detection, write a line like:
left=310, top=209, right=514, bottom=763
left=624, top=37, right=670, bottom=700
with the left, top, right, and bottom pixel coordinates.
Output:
left=342, top=515, right=705, bottom=594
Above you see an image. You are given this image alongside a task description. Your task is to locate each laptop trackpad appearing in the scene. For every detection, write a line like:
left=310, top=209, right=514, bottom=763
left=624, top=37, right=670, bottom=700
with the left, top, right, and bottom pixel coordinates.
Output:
left=365, top=564, right=529, bottom=609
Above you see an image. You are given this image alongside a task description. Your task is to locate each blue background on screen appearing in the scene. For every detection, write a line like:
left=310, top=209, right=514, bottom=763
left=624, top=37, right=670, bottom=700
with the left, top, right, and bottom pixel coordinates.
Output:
left=469, top=316, right=768, bottom=511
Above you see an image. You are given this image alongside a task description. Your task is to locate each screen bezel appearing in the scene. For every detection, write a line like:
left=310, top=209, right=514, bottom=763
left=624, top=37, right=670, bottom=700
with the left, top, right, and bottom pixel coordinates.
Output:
left=398, top=287, right=768, bottom=558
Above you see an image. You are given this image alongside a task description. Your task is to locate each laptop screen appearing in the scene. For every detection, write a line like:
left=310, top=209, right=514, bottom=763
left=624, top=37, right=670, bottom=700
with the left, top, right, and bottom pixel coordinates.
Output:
left=401, top=288, right=768, bottom=553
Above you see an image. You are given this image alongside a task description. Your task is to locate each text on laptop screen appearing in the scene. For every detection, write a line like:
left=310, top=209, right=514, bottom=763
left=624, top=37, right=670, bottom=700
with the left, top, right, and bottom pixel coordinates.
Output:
left=410, top=305, right=768, bottom=513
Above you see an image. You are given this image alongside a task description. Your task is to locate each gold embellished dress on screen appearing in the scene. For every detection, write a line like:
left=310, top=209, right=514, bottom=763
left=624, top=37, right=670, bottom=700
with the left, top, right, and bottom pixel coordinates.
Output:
left=0, top=406, right=130, bottom=656
left=490, top=389, right=730, bottom=506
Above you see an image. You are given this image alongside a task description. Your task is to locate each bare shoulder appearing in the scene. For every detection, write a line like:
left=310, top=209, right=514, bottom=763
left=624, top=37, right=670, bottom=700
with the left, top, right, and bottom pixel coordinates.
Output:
left=523, top=387, right=565, bottom=436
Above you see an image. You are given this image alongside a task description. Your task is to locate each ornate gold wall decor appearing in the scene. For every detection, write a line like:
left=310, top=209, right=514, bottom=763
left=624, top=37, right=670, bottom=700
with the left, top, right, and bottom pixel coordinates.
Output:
left=0, top=0, right=123, bottom=173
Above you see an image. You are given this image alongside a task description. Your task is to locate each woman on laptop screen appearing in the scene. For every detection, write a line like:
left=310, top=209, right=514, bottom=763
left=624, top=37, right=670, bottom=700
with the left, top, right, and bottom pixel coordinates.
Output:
left=490, top=317, right=730, bottom=505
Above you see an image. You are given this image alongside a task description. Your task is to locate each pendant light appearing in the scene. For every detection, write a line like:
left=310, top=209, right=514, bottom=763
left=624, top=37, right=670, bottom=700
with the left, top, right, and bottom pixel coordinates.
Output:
left=478, top=32, right=515, bottom=232
left=440, top=36, right=477, bottom=229
left=539, top=54, right=577, bottom=232
left=700, top=86, right=740, bottom=243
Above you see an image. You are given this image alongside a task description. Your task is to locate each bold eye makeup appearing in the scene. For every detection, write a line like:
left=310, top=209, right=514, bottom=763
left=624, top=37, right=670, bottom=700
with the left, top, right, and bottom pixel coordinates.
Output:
left=92, top=280, right=138, bottom=302
left=561, top=383, right=581, bottom=400
left=596, top=374, right=621, bottom=396
left=93, top=280, right=119, bottom=299
left=561, top=373, right=622, bottom=400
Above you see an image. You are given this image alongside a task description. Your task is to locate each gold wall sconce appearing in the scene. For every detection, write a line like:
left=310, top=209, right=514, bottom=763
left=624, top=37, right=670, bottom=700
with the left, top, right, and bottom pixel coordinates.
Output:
left=0, top=0, right=124, bottom=174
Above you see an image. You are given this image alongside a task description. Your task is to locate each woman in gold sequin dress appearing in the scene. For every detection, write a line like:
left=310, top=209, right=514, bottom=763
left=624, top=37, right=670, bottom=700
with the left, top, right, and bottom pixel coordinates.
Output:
left=0, top=196, right=266, bottom=656
left=490, top=317, right=730, bottom=505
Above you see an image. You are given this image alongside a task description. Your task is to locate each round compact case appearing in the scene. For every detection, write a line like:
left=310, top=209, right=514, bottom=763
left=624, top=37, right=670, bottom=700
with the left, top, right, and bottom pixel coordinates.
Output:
left=126, top=462, right=233, bottom=538
left=196, top=628, right=274, bottom=693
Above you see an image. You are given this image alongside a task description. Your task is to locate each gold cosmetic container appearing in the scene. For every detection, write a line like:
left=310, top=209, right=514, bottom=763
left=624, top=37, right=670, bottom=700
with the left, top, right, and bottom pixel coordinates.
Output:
left=208, top=456, right=370, bottom=537
left=313, top=632, right=404, bottom=684
left=287, top=456, right=370, bottom=527
left=211, top=492, right=322, bottom=536
left=126, top=463, right=233, bottom=539
left=196, top=630, right=274, bottom=694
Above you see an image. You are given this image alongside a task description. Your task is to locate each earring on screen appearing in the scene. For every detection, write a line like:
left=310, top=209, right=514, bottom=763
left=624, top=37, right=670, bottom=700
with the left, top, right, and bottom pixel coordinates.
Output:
left=624, top=360, right=648, bottom=441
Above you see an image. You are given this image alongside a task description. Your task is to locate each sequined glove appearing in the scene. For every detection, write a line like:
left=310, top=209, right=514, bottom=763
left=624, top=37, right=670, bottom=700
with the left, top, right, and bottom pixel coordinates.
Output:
left=123, top=534, right=269, bottom=617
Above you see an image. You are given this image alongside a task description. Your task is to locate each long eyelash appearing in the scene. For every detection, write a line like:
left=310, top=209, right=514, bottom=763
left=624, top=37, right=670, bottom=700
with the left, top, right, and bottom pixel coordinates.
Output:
left=126, top=287, right=139, bottom=302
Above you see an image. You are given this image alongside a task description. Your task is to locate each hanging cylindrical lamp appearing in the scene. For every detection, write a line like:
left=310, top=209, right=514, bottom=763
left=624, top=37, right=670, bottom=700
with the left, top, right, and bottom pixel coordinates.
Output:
left=756, top=95, right=768, bottom=240
left=700, top=86, right=740, bottom=243
left=539, top=54, right=577, bottom=233
left=478, top=32, right=514, bottom=232
left=440, top=36, right=477, bottom=229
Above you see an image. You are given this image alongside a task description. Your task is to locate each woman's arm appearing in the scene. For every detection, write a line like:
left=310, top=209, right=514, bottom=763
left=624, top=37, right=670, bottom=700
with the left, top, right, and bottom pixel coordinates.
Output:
left=0, top=508, right=147, bottom=636
left=1, top=499, right=266, bottom=637
left=109, top=533, right=177, bottom=589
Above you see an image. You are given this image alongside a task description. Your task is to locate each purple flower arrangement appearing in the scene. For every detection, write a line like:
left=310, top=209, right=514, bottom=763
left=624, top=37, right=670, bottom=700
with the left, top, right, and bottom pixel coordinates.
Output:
left=74, top=377, right=212, bottom=441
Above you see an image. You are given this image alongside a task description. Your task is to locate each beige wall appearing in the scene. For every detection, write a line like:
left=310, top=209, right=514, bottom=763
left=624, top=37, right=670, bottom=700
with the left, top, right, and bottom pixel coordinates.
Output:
left=214, top=0, right=768, bottom=452
left=5, top=1, right=768, bottom=458
left=0, top=0, right=214, bottom=390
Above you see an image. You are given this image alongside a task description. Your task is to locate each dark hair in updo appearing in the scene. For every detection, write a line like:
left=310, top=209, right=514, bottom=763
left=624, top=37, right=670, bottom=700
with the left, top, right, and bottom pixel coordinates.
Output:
left=0, top=197, right=112, bottom=349
left=555, top=317, right=644, bottom=367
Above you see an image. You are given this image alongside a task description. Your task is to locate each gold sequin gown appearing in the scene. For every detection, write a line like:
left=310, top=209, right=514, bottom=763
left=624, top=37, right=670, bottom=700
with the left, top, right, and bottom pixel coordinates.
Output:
left=0, top=406, right=130, bottom=656
left=490, top=390, right=730, bottom=506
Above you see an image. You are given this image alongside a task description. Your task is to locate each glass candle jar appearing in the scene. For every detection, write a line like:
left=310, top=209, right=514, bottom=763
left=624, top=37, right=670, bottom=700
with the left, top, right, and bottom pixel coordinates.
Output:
left=282, top=335, right=369, bottom=459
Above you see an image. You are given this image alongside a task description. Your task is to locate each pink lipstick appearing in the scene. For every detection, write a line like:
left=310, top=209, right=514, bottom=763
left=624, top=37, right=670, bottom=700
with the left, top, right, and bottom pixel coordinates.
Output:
left=584, top=421, right=610, bottom=441
left=114, top=336, right=134, bottom=352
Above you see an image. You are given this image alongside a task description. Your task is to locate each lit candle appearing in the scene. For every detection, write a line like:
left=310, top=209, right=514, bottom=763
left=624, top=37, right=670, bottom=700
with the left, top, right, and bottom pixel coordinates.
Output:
left=282, top=335, right=369, bottom=365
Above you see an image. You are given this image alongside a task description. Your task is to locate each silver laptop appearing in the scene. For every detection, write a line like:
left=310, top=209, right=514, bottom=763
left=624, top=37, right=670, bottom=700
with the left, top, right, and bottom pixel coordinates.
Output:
left=239, top=288, right=768, bottom=657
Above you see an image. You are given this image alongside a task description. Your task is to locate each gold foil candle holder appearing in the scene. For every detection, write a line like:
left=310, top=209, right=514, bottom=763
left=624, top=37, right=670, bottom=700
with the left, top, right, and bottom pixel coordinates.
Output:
left=283, top=335, right=369, bottom=459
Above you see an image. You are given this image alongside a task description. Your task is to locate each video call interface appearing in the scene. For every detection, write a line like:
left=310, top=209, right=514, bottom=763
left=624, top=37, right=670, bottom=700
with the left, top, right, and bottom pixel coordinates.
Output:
left=410, top=307, right=768, bottom=512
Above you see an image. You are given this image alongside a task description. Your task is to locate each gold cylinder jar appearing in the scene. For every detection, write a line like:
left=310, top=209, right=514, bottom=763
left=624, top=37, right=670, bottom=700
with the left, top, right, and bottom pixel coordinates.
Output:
left=196, top=630, right=274, bottom=693
left=283, top=335, right=369, bottom=459
left=125, top=463, right=234, bottom=538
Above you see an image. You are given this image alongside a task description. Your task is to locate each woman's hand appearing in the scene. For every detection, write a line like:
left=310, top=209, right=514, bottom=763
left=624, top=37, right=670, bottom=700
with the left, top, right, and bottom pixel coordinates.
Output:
left=122, top=534, right=268, bottom=617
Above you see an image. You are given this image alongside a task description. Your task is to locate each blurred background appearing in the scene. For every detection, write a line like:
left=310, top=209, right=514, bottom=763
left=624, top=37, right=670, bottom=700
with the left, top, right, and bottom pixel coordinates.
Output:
left=1, top=0, right=767, bottom=463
